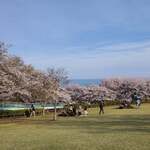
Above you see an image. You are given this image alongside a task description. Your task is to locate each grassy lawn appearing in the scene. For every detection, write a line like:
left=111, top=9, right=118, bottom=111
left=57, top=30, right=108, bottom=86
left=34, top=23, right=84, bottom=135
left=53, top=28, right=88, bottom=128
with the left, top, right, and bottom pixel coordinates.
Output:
left=0, top=104, right=150, bottom=150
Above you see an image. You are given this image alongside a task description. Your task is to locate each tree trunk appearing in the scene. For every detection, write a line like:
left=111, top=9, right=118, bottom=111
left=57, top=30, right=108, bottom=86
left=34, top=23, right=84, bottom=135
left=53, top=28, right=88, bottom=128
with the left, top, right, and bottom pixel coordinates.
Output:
left=42, top=102, right=46, bottom=116
left=53, top=100, right=57, bottom=121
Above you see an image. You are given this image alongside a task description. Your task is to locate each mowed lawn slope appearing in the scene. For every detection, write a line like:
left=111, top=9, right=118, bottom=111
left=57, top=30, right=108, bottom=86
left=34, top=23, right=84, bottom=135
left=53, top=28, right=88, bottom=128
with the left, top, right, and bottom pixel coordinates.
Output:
left=0, top=104, right=150, bottom=150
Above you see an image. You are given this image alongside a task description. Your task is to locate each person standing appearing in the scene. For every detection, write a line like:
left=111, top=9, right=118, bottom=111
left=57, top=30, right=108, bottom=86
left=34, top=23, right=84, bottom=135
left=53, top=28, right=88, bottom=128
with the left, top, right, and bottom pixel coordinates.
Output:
left=132, top=92, right=141, bottom=108
left=78, top=105, right=83, bottom=116
left=99, top=98, right=104, bottom=115
left=31, top=104, right=36, bottom=117
left=136, top=95, right=141, bottom=108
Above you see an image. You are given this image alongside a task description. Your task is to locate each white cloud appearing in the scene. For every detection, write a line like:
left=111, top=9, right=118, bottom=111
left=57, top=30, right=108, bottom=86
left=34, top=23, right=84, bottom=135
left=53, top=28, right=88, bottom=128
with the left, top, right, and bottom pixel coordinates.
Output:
left=21, top=40, right=150, bottom=78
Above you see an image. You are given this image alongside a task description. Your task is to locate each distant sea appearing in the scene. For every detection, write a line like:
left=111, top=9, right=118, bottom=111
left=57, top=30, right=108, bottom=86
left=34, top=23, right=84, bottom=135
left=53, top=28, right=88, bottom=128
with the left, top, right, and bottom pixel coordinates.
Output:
left=69, top=79, right=101, bottom=86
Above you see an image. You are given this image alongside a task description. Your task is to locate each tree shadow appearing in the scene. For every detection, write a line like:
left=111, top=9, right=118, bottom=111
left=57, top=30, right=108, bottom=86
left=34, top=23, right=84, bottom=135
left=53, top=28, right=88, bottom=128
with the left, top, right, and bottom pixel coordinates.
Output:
left=0, top=114, right=150, bottom=135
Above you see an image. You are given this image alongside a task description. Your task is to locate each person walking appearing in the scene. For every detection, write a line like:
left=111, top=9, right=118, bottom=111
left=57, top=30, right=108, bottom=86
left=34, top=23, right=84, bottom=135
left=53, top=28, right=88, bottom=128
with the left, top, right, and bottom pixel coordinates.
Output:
left=99, top=98, right=104, bottom=115
left=136, top=95, right=141, bottom=108
left=132, top=92, right=141, bottom=108
left=31, top=104, right=36, bottom=117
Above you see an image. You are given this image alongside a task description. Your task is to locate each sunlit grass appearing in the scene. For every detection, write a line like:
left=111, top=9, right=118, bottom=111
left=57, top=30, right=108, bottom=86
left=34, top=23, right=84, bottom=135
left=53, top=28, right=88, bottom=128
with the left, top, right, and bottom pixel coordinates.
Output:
left=0, top=104, right=150, bottom=150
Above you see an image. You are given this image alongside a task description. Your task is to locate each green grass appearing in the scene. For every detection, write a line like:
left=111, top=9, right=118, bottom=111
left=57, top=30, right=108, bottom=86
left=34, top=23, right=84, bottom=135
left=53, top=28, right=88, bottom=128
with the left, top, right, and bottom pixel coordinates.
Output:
left=0, top=104, right=150, bottom=150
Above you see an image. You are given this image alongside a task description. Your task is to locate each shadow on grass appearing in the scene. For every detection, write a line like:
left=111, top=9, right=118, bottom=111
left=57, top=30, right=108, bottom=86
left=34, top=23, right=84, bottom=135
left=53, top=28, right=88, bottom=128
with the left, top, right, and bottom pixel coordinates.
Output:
left=56, top=115, right=150, bottom=134
left=1, top=114, right=149, bottom=134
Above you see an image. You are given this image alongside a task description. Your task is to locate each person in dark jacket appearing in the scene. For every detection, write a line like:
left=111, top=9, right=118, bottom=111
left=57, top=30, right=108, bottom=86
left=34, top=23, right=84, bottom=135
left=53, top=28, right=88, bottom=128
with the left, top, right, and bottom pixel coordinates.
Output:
left=30, top=104, right=36, bottom=117
left=99, top=99, right=104, bottom=115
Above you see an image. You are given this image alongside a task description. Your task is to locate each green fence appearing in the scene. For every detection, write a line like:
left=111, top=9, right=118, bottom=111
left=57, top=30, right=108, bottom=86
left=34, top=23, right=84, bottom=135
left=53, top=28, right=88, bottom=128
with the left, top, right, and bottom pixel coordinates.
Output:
left=0, top=102, right=65, bottom=117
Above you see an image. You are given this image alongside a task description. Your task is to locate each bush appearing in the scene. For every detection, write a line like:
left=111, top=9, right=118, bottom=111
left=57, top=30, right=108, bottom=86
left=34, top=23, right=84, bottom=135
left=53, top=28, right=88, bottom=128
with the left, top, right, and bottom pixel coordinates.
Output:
left=90, top=100, right=120, bottom=108
left=104, top=100, right=120, bottom=106
left=0, top=108, right=44, bottom=118
left=0, top=109, right=27, bottom=117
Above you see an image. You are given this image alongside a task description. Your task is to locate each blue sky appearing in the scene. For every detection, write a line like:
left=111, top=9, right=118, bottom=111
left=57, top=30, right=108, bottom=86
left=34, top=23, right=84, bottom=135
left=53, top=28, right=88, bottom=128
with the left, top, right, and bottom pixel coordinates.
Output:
left=0, top=0, right=150, bottom=79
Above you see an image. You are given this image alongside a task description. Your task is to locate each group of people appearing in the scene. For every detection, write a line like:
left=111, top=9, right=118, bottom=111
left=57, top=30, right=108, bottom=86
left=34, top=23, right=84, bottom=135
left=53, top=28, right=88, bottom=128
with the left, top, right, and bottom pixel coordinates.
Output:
left=98, top=92, right=142, bottom=115
left=25, top=92, right=142, bottom=118
left=24, top=104, right=36, bottom=117
left=68, top=105, right=88, bottom=116
left=59, top=104, right=88, bottom=117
